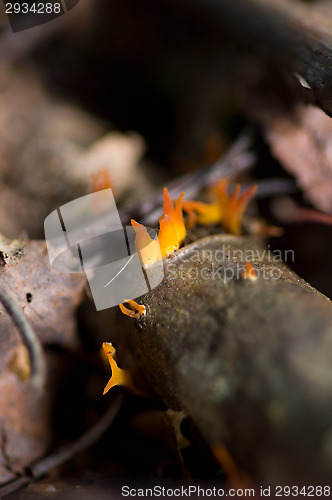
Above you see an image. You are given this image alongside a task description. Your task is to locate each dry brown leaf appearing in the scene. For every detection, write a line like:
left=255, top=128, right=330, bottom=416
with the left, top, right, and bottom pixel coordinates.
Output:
left=0, top=237, right=86, bottom=483
left=0, top=238, right=85, bottom=370
left=261, top=104, right=332, bottom=213
left=0, top=364, right=53, bottom=483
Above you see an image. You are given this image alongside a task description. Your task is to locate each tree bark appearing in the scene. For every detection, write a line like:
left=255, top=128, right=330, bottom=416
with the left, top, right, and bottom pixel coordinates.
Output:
left=111, top=234, right=332, bottom=486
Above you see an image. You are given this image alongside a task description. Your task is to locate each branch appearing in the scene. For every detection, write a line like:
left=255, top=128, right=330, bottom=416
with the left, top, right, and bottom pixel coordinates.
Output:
left=0, top=286, right=46, bottom=390
left=185, top=0, right=332, bottom=116
left=29, top=390, right=124, bottom=479
left=0, top=391, right=124, bottom=496
left=111, top=234, right=332, bottom=485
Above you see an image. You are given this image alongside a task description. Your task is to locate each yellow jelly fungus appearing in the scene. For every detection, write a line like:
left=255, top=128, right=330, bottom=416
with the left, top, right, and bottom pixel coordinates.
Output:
left=182, top=199, right=222, bottom=228
left=163, top=187, right=186, bottom=242
left=157, top=214, right=180, bottom=258
left=212, top=444, right=254, bottom=489
left=119, top=299, right=147, bottom=319
left=183, top=179, right=257, bottom=235
left=240, top=262, right=258, bottom=281
left=102, top=342, right=131, bottom=395
left=131, top=189, right=187, bottom=269
left=90, top=168, right=114, bottom=214
left=131, top=220, right=162, bottom=268
left=91, top=167, right=113, bottom=193
left=216, top=180, right=257, bottom=235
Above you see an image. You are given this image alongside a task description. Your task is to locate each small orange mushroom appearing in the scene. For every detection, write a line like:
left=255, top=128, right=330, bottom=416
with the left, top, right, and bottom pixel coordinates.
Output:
left=91, top=167, right=113, bottom=193
left=240, top=262, right=258, bottom=281
left=131, top=189, right=187, bottom=269
left=157, top=214, right=180, bottom=258
left=131, top=220, right=162, bottom=268
left=119, top=299, right=147, bottom=319
left=102, top=342, right=131, bottom=395
left=163, top=187, right=186, bottom=243
left=212, top=444, right=254, bottom=490
left=90, top=168, right=115, bottom=214
left=217, top=180, right=257, bottom=235
left=183, top=179, right=257, bottom=235
left=182, top=199, right=222, bottom=228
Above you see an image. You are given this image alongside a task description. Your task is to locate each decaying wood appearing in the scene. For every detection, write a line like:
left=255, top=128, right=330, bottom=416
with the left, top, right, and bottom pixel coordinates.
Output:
left=108, top=234, right=332, bottom=486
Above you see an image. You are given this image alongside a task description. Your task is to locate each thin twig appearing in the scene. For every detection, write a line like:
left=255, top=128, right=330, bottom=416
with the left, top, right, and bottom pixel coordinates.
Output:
left=0, top=476, right=31, bottom=498
left=271, top=197, right=332, bottom=226
left=0, top=391, right=125, bottom=497
left=29, top=390, right=125, bottom=479
left=255, top=178, right=297, bottom=198
left=0, top=286, right=46, bottom=390
left=122, top=128, right=256, bottom=226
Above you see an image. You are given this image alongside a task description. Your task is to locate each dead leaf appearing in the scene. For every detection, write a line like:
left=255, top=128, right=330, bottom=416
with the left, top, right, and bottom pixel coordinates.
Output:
left=0, top=237, right=86, bottom=483
left=0, top=239, right=85, bottom=370
left=260, top=104, right=332, bottom=213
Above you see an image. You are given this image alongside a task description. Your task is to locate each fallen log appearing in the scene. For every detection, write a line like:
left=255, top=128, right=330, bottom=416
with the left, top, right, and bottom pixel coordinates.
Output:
left=108, top=232, right=332, bottom=486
